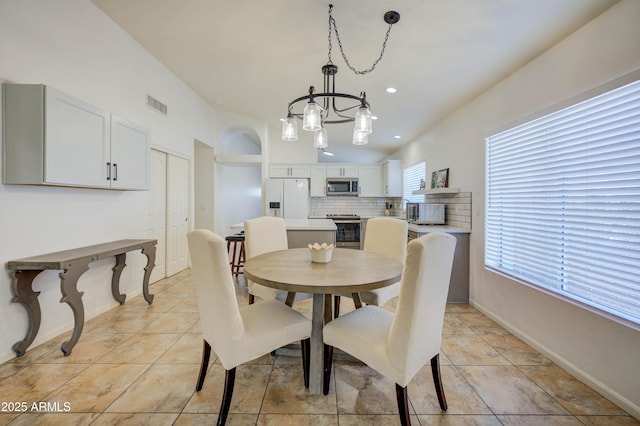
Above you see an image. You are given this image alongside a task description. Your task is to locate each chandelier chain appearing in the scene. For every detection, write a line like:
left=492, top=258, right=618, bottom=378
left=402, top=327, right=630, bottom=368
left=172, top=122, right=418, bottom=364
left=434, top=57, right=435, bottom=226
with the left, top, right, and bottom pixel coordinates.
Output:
left=327, top=7, right=394, bottom=75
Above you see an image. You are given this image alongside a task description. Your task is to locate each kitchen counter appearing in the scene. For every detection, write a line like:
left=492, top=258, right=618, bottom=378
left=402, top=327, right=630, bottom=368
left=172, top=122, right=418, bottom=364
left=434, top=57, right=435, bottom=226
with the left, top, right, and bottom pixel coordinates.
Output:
left=232, top=218, right=336, bottom=249
left=286, top=219, right=336, bottom=248
left=285, top=218, right=337, bottom=231
left=230, top=218, right=337, bottom=232
left=408, top=224, right=470, bottom=234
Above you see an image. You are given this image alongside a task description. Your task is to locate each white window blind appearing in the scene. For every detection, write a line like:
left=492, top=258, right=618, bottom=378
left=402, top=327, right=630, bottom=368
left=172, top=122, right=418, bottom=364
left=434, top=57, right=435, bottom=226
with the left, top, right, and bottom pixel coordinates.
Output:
left=403, top=161, right=426, bottom=204
left=485, top=79, right=640, bottom=326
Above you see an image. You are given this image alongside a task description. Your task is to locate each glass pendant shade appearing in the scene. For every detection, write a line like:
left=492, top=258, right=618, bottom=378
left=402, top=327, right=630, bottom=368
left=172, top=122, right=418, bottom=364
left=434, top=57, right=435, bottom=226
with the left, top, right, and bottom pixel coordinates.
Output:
left=314, top=127, right=328, bottom=148
left=352, top=130, right=368, bottom=145
left=354, top=106, right=372, bottom=134
left=302, top=101, right=322, bottom=131
left=282, top=116, right=298, bottom=141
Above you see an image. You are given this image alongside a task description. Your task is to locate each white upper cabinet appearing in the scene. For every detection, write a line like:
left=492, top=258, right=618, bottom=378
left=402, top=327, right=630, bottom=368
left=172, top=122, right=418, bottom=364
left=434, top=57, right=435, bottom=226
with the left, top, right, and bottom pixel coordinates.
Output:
left=310, top=165, right=327, bottom=197
left=357, top=164, right=383, bottom=197
left=110, top=115, right=150, bottom=190
left=43, top=86, right=111, bottom=188
left=383, top=160, right=403, bottom=197
left=2, top=84, right=149, bottom=190
left=270, top=164, right=310, bottom=178
left=326, top=164, right=358, bottom=178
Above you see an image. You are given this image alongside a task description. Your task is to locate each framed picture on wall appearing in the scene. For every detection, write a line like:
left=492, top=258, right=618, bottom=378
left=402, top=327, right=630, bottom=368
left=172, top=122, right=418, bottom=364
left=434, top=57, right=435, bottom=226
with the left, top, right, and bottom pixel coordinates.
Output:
left=431, top=168, right=449, bottom=188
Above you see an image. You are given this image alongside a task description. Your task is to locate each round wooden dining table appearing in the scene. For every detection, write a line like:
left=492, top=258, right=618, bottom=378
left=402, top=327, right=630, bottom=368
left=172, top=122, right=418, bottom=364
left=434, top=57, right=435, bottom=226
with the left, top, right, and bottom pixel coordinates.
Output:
left=243, top=247, right=403, bottom=394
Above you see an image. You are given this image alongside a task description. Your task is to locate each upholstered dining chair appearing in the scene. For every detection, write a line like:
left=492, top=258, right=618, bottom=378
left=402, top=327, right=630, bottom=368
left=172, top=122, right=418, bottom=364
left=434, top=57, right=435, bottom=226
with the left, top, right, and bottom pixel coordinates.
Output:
left=244, top=216, right=311, bottom=306
left=334, top=216, right=408, bottom=317
left=323, top=232, right=457, bottom=426
left=187, top=229, right=311, bottom=426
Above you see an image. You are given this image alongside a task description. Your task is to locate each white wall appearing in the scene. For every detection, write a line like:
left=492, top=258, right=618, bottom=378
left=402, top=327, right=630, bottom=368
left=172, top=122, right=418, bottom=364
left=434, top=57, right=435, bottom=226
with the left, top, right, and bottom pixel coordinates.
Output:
left=390, top=0, right=640, bottom=416
left=0, top=0, right=220, bottom=362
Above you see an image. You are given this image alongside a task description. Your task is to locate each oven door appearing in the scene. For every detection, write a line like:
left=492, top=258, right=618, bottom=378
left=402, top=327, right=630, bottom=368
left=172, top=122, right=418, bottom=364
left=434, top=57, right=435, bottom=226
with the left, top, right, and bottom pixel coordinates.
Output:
left=334, top=220, right=361, bottom=249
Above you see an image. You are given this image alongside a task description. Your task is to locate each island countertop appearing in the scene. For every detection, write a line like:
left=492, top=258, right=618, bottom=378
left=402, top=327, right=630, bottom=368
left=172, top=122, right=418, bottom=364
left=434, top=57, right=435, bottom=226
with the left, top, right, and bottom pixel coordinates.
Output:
left=230, top=218, right=337, bottom=232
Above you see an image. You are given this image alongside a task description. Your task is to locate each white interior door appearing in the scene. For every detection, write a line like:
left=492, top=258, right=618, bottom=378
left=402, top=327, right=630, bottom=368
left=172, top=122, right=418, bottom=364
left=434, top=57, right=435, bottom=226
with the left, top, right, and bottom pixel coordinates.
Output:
left=167, top=155, right=190, bottom=276
left=148, top=149, right=167, bottom=282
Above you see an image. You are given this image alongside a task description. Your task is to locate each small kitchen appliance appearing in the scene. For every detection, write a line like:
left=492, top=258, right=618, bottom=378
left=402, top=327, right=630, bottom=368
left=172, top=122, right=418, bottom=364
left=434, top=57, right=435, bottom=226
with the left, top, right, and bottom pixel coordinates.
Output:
left=406, top=203, right=445, bottom=225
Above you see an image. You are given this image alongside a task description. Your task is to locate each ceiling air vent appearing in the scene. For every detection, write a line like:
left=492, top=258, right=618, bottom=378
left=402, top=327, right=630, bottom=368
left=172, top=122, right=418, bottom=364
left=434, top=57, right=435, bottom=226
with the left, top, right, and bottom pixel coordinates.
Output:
left=146, top=94, right=167, bottom=116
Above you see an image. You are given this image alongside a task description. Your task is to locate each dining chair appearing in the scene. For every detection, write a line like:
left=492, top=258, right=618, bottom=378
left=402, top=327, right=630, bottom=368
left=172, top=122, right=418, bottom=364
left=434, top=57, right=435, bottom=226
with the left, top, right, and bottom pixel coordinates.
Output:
left=187, top=229, right=311, bottom=426
left=323, top=232, right=457, bottom=426
left=334, top=216, right=408, bottom=317
left=244, top=216, right=311, bottom=306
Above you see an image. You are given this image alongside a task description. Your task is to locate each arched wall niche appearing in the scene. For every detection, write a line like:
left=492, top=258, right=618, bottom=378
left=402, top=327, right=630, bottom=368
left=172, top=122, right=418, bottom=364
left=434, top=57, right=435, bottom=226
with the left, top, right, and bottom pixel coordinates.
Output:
left=214, top=124, right=263, bottom=237
left=219, top=124, right=261, bottom=155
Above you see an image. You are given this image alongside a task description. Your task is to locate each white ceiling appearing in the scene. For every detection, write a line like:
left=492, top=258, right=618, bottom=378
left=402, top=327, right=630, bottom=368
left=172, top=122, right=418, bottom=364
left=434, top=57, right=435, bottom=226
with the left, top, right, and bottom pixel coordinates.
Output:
left=91, top=0, right=617, bottom=163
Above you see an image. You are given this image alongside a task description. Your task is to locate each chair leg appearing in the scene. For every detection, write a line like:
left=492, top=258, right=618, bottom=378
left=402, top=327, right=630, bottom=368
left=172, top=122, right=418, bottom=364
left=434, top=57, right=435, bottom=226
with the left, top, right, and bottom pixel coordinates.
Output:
left=323, top=344, right=333, bottom=395
left=395, top=384, right=411, bottom=426
left=333, top=295, right=341, bottom=319
left=301, top=338, right=310, bottom=388
left=196, top=340, right=212, bottom=391
left=430, top=353, right=448, bottom=411
left=217, top=368, right=236, bottom=426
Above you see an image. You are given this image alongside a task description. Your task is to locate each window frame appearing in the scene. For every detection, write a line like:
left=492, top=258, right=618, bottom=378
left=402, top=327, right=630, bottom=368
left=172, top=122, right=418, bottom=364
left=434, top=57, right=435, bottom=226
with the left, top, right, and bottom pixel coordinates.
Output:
left=402, top=160, right=427, bottom=208
left=484, top=70, right=640, bottom=331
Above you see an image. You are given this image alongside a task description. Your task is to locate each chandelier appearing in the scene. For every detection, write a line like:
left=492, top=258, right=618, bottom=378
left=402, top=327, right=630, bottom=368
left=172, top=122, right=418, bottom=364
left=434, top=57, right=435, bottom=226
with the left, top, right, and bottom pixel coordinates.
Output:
left=282, top=4, right=400, bottom=148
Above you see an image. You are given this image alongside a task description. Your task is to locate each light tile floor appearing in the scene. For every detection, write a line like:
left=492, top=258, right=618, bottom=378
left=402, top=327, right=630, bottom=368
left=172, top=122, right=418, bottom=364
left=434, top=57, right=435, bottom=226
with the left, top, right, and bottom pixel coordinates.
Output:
left=1, top=269, right=638, bottom=425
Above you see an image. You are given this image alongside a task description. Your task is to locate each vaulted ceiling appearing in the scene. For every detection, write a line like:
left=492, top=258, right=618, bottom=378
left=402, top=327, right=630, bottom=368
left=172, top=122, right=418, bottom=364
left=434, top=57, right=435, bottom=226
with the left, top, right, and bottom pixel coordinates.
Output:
left=92, top=0, right=618, bottom=162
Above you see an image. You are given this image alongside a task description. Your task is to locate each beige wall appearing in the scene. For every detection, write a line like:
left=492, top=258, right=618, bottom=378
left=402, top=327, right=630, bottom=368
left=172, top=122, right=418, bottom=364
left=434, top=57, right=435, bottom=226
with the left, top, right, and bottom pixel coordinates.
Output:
left=390, top=0, right=640, bottom=416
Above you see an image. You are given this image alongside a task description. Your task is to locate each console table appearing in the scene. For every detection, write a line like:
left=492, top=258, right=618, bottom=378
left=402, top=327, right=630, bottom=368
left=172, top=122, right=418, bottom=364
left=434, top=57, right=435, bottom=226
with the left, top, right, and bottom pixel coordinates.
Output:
left=7, top=239, right=157, bottom=357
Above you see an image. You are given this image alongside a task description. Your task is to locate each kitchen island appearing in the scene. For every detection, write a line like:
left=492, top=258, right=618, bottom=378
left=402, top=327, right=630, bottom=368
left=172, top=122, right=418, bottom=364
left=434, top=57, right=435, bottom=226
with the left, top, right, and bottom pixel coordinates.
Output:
left=285, top=218, right=337, bottom=248
left=230, top=218, right=337, bottom=249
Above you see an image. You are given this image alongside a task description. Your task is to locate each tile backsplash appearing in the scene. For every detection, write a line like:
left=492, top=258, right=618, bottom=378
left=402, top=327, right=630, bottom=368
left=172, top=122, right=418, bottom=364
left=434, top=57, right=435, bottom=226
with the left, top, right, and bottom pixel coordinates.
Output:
left=310, top=191, right=472, bottom=229
left=310, top=196, right=402, bottom=217
left=422, top=192, right=472, bottom=229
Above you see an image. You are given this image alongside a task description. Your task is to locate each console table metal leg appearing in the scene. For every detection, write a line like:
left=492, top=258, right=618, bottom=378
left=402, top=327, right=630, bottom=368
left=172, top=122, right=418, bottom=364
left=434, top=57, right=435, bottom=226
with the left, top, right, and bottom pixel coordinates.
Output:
left=141, top=244, right=156, bottom=304
left=59, top=261, right=90, bottom=356
left=11, top=270, right=44, bottom=357
left=111, top=253, right=127, bottom=304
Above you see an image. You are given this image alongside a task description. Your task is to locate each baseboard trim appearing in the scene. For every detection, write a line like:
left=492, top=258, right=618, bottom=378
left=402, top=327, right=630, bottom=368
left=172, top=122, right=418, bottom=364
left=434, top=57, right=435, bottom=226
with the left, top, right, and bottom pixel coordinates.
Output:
left=470, top=300, right=640, bottom=420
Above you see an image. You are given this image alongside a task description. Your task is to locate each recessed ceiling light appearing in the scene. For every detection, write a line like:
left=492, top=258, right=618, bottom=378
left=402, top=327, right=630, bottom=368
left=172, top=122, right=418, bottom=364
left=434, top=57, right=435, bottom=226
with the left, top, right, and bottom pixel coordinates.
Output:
left=371, top=115, right=378, bottom=120
left=386, top=87, right=397, bottom=93
left=394, top=135, right=401, bottom=139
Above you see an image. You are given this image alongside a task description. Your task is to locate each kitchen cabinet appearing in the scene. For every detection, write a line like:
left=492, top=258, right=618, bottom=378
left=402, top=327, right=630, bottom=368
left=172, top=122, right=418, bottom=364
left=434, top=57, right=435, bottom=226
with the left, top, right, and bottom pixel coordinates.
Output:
left=109, top=115, right=150, bottom=190
left=310, top=165, right=327, bottom=197
left=2, top=84, right=149, bottom=190
left=270, top=164, right=310, bottom=178
left=383, top=160, right=402, bottom=197
left=357, top=164, right=383, bottom=197
left=326, top=164, right=358, bottom=178
left=408, top=228, right=470, bottom=303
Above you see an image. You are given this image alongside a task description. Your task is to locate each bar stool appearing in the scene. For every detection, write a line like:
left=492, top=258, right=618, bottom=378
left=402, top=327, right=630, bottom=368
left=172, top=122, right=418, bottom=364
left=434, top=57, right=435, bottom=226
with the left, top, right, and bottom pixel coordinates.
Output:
left=225, top=233, right=245, bottom=277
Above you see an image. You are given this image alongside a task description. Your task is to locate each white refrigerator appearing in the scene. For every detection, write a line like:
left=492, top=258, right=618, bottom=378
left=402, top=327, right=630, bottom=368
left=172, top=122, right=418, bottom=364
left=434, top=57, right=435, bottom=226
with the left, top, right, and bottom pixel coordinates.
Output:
left=265, top=178, right=309, bottom=219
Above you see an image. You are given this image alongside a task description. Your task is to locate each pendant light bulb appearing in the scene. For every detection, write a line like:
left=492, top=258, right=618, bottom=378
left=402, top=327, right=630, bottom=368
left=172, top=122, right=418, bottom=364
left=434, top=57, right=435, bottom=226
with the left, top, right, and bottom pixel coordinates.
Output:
left=303, top=101, right=322, bottom=131
left=282, top=115, right=298, bottom=141
left=354, top=106, right=372, bottom=134
left=352, top=130, right=368, bottom=145
left=314, top=127, right=328, bottom=148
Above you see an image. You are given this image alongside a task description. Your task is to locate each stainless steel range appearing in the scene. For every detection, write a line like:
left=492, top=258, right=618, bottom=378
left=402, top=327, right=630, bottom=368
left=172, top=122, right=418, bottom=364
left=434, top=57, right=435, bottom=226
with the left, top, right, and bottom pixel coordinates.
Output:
left=327, top=214, right=361, bottom=249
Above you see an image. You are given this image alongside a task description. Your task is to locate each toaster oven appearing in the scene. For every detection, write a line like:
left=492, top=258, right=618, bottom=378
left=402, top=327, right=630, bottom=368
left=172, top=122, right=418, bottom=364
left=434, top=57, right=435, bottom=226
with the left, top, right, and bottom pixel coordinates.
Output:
left=406, top=203, right=445, bottom=225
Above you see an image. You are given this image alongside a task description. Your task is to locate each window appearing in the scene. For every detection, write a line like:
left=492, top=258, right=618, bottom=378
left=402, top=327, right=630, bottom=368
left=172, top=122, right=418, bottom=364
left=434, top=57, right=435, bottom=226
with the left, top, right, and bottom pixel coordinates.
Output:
left=485, top=79, right=640, bottom=327
left=403, top=161, right=426, bottom=206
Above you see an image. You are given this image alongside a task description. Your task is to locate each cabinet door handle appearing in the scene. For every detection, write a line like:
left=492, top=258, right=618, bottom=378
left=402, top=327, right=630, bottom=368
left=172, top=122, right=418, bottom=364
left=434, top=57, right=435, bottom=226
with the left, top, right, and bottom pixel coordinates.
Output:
left=113, top=163, right=118, bottom=181
left=106, top=162, right=111, bottom=180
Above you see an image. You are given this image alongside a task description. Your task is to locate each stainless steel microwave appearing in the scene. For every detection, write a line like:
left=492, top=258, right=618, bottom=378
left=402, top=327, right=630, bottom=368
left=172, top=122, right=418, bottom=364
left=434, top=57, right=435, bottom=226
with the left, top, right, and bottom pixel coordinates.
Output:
left=406, top=202, right=445, bottom=224
left=326, top=178, right=358, bottom=196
